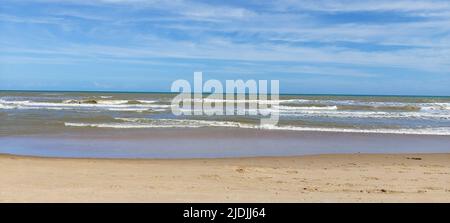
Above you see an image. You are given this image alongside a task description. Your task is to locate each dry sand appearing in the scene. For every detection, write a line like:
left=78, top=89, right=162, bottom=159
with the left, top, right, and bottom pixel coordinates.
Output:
left=0, top=153, right=449, bottom=202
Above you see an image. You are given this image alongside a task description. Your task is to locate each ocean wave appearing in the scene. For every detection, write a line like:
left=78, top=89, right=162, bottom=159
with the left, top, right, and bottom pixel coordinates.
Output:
left=281, top=99, right=450, bottom=111
left=0, top=99, right=168, bottom=112
left=258, top=125, right=450, bottom=136
left=136, top=100, right=157, bottom=104
left=65, top=122, right=160, bottom=128
left=63, top=99, right=157, bottom=105
left=2, top=98, right=449, bottom=119
left=96, top=100, right=129, bottom=105
left=337, top=105, right=421, bottom=111
left=421, top=103, right=450, bottom=111
left=106, top=108, right=152, bottom=112
left=277, top=105, right=338, bottom=110
left=64, top=119, right=450, bottom=135
left=281, top=99, right=311, bottom=103
left=0, top=104, right=16, bottom=109
left=66, top=118, right=249, bottom=129
left=116, top=117, right=250, bottom=127
left=187, top=98, right=283, bottom=104
left=285, top=110, right=450, bottom=119
left=4, top=98, right=448, bottom=112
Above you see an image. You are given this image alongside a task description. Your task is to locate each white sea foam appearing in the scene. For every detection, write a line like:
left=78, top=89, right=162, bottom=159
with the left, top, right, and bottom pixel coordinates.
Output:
left=281, top=99, right=450, bottom=111
left=187, top=98, right=282, bottom=104
left=177, top=98, right=310, bottom=104
left=62, top=99, right=128, bottom=105
left=136, top=100, right=157, bottom=104
left=96, top=100, right=129, bottom=105
left=106, top=108, right=150, bottom=112
left=284, top=110, right=450, bottom=119
left=0, top=104, right=15, bottom=109
left=277, top=105, right=338, bottom=110
left=66, top=118, right=249, bottom=129
left=64, top=119, right=450, bottom=135
left=258, top=125, right=450, bottom=136
left=64, top=122, right=184, bottom=128
left=115, top=117, right=249, bottom=127
left=0, top=99, right=169, bottom=112
left=247, top=106, right=450, bottom=119
left=281, top=99, right=311, bottom=103
left=421, top=103, right=450, bottom=111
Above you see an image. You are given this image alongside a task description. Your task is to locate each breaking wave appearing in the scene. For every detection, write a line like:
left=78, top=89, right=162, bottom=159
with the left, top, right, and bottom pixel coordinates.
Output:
left=64, top=118, right=450, bottom=135
left=0, top=99, right=167, bottom=112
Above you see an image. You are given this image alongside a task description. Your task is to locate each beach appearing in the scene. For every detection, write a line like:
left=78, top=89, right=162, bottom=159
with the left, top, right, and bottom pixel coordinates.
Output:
left=3, top=0, right=450, bottom=208
left=1, top=91, right=450, bottom=202
left=1, top=153, right=449, bottom=203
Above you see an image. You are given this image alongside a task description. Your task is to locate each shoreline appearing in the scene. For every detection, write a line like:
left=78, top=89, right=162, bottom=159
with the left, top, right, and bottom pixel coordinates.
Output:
left=0, top=151, right=449, bottom=161
left=1, top=153, right=449, bottom=202
left=2, top=128, right=450, bottom=158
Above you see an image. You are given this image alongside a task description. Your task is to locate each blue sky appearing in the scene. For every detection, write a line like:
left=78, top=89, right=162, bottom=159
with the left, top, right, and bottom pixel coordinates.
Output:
left=0, top=0, right=449, bottom=95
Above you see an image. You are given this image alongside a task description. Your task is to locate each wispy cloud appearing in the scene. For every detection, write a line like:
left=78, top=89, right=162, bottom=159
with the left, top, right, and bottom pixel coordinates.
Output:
left=1, top=0, right=449, bottom=93
left=272, top=0, right=450, bottom=13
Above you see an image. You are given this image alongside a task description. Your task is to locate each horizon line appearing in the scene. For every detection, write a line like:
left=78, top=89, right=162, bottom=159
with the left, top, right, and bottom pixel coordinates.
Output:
left=1, top=89, right=449, bottom=97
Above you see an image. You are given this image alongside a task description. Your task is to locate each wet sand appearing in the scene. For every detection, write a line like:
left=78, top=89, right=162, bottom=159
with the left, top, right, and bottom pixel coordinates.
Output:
left=1, top=153, right=449, bottom=202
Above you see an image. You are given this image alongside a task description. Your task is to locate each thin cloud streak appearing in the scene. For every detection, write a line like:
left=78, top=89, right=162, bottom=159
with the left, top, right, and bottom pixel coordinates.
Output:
left=1, top=0, right=449, bottom=94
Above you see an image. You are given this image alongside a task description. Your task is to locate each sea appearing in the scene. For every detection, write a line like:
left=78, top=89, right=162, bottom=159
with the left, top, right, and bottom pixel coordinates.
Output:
left=1, top=91, right=450, bottom=158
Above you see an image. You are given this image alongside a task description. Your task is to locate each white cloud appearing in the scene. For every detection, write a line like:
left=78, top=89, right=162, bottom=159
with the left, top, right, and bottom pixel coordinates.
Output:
left=273, top=0, right=450, bottom=13
left=1, top=0, right=449, bottom=76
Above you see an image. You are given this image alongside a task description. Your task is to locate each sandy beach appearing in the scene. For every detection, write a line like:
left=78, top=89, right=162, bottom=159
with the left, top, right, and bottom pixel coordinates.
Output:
left=0, top=153, right=449, bottom=202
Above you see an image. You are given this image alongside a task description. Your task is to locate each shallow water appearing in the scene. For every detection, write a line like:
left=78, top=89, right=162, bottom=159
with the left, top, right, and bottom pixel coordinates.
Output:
left=1, top=128, right=449, bottom=158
